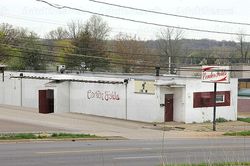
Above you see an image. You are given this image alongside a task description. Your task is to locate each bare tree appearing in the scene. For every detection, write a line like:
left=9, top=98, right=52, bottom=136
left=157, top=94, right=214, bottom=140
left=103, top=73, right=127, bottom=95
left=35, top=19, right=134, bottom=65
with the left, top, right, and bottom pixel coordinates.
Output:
left=69, top=16, right=111, bottom=71
left=237, top=32, right=249, bottom=63
left=67, top=20, right=84, bottom=39
left=46, top=27, right=69, bottom=40
left=85, top=15, right=111, bottom=40
left=0, top=23, right=28, bottom=44
left=114, top=33, right=151, bottom=73
left=157, top=28, right=183, bottom=74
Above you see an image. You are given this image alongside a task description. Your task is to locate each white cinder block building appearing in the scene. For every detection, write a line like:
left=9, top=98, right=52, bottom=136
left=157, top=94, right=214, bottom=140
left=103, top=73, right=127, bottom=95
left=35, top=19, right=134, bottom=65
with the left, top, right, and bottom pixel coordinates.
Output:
left=0, top=71, right=238, bottom=123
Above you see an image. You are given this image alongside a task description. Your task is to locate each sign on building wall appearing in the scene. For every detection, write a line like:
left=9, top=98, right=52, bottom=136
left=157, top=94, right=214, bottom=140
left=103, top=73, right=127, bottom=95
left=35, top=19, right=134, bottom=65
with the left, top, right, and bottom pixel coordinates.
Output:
left=87, top=90, right=120, bottom=101
left=202, top=66, right=230, bottom=83
left=134, top=80, right=155, bottom=94
left=193, top=91, right=230, bottom=108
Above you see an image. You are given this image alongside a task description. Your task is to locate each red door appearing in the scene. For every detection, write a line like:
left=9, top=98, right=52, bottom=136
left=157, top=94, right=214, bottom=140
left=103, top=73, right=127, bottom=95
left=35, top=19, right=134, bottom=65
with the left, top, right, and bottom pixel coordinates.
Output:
left=39, top=89, right=54, bottom=114
left=165, top=94, right=173, bottom=122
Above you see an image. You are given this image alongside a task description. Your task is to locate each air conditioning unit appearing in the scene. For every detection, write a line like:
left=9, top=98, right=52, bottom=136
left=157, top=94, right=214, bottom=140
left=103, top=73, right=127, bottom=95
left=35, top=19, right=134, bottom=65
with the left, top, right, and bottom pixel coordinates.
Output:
left=57, top=65, right=66, bottom=74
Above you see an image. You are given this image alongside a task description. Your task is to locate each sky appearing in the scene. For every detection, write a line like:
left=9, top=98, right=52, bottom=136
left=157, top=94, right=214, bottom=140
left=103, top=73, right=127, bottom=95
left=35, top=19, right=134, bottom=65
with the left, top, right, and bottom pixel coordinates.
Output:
left=1, top=0, right=250, bottom=41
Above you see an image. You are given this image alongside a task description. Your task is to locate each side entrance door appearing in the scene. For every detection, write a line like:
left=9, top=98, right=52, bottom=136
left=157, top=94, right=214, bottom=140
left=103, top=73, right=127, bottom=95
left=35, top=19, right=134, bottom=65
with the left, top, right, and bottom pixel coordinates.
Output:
left=165, top=94, right=173, bottom=122
left=39, top=89, right=54, bottom=114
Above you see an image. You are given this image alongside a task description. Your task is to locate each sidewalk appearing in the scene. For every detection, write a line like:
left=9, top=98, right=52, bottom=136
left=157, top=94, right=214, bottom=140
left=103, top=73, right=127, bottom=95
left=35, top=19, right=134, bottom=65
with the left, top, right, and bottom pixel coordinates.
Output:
left=0, top=105, right=241, bottom=139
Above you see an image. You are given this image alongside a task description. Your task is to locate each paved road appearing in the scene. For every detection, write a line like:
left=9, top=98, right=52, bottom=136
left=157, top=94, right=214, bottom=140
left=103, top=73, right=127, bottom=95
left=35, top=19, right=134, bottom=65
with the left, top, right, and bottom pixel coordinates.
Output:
left=0, top=138, right=250, bottom=166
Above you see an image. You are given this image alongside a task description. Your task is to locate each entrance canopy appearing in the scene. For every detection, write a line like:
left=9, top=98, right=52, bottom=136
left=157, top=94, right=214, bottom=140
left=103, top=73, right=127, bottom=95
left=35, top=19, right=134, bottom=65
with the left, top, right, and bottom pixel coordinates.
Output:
left=155, top=80, right=185, bottom=88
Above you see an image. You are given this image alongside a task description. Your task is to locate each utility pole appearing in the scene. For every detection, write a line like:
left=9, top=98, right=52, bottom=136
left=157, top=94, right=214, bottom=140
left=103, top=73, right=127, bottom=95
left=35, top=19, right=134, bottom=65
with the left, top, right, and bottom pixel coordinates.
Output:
left=168, top=56, right=171, bottom=74
left=213, top=82, right=217, bottom=131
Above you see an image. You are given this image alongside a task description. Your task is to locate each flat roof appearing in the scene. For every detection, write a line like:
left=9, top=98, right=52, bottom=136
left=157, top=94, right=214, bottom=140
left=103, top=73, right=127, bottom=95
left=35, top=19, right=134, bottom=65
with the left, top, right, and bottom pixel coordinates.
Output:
left=7, top=71, right=206, bottom=83
left=0, top=65, right=7, bottom=68
left=66, top=72, right=200, bottom=81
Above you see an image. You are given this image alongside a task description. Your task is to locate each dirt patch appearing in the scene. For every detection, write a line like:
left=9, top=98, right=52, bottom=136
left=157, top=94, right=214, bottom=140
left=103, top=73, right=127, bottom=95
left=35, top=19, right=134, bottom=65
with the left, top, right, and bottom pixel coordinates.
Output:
left=238, top=112, right=250, bottom=118
left=143, top=120, right=250, bottom=137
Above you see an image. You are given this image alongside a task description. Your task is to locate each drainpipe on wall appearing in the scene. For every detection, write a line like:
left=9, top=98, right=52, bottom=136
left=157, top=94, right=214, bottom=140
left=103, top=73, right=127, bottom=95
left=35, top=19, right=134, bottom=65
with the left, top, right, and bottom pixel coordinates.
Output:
left=124, top=79, right=129, bottom=120
left=2, top=70, right=4, bottom=82
left=20, top=73, right=23, bottom=107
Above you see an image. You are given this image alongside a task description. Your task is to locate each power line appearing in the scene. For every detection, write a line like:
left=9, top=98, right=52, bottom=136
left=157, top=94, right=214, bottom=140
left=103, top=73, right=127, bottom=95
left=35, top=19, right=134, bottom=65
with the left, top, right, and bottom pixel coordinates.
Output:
left=1, top=33, right=241, bottom=60
left=5, top=49, right=250, bottom=72
left=36, top=0, right=250, bottom=37
left=89, top=0, right=250, bottom=26
left=3, top=43, right=160, bottom=66
left=0, top=15, right=155, bottom=41
left=4, top=40, right=242, bottom=62
left=4, top=43, right=250, bottom=71
left=4, top=49, right=169, bottom=71
left=4, top=45, right=250, bottom=72
left=3, top=44, right=169, bottom=69
left=1, top=13, right=148, bottom=37
left=1, top=13, right=67, bottom=26
left=2, top=44, right=244, bottom=69
left=2, top=43, right=215, bottom=69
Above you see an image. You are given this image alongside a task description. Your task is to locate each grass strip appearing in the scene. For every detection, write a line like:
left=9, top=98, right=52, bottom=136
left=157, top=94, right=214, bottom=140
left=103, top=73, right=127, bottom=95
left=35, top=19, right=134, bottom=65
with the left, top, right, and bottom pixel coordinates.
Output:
left=0, top=133, right=98, bottom=140
left=223, top=130, right=250, bottom=136
left=238, top=117, right=250, bottom=123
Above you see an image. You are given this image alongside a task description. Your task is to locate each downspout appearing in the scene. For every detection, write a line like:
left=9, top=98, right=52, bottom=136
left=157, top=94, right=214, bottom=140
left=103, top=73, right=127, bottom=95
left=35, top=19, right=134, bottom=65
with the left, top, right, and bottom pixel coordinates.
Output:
left=20, top=73, right=23, bottom=107
left=124, top=79, right=129, bottom=120
left=2, top=69, right=4, bottom=82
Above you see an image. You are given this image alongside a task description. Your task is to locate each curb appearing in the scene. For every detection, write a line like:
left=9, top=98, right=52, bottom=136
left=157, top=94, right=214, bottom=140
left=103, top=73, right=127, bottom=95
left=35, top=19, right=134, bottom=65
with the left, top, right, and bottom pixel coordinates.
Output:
left=0, top=136, right=127, bottom=143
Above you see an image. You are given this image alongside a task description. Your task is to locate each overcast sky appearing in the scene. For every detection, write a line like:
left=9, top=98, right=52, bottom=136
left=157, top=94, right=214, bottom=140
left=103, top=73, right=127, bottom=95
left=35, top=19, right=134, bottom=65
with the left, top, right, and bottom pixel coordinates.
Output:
left=1, top=0, right=250, bottom=41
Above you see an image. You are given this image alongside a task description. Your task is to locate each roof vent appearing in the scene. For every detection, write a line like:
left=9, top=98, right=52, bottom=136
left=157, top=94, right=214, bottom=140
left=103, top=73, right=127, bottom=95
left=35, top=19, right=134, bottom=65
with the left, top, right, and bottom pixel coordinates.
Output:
left=57, top=65, right=66, bottom=74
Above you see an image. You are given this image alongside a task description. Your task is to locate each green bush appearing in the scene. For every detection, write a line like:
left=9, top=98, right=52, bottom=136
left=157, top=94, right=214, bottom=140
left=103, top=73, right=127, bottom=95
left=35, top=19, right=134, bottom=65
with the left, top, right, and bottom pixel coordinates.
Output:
left=216, top=117, right=228, bottom=123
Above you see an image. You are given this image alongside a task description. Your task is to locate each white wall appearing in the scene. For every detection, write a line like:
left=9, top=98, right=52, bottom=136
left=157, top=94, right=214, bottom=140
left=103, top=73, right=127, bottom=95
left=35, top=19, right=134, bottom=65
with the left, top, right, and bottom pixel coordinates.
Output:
left=0, top=75, right=21, bottom=106
left=185, top=78, right=238, bottom=123
left=22, top=79, right=49, bottom=108
left=0, top=72, right=238, bottom=123
left=173, top=87, right=186, bottom=122
left=70, top=82, right=126, bottom=119
left=0, top=72, right=50, bottom=109
left=56, top=81, right=70, bottom=113
left=156, top=85, right=186, bottom=123
left=0, top=75, right=3, bottom=104
left=127, top=80, right=160, bottom=122
left=44, top=81, right=70, bottom=113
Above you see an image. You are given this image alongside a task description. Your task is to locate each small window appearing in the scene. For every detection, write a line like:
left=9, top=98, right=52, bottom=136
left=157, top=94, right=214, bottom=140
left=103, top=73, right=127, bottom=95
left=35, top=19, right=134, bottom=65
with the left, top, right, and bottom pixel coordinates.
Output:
left=216, top=94, right=225, bottom=103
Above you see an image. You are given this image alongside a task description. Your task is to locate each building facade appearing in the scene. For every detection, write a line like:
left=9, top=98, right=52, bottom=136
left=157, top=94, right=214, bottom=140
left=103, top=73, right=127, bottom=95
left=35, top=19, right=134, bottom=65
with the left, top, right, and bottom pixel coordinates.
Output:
left=0, top=71, right=238, bottom=123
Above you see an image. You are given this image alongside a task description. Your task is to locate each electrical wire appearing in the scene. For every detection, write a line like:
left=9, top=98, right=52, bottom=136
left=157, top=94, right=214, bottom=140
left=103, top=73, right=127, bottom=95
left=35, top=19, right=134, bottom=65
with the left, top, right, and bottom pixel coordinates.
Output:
left=1, top=34, right=241, bottom=60
left=4, top=42, right=244, bottom=65
left=2, top=43, right=161, bottom=66
left=3, top=45, right=167, bottom=69
left=1, top=13, right=151, bottom=37
left=36, top=0, right=250, bottom=37
left=89, top=0, right=250, bottom=26
left=3, top=44, right=250, bottom=72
